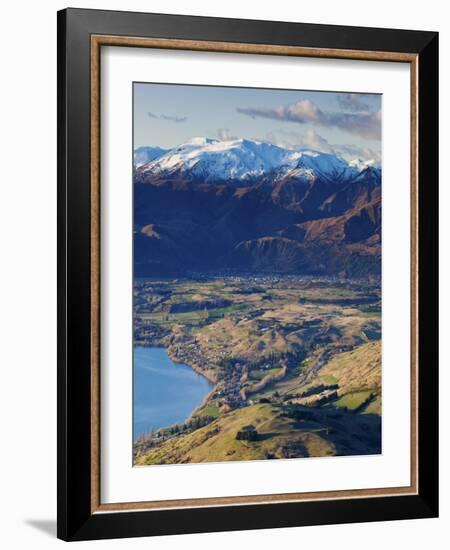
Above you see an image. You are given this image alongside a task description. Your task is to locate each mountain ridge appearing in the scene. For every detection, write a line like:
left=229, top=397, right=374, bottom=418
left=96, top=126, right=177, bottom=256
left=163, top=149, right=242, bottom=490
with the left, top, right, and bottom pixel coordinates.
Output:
left=133, top=138, right=381, bottom=278
left=135, top=137, right=380, bottom=185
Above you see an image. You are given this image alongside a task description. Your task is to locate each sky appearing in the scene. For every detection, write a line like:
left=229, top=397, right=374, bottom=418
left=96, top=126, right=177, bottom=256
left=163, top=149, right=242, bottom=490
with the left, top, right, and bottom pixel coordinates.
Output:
left=133, top=82, right=382, bottom=163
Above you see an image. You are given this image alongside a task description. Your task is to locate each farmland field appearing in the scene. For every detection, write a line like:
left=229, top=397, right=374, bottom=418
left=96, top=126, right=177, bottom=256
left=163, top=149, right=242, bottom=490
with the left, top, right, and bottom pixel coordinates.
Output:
left=133, top=275, right=381, bottom=464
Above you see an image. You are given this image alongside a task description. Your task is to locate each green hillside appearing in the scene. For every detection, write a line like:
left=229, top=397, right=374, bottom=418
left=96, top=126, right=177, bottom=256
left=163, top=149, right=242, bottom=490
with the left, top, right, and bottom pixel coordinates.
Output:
left=135, top=397, right=381, bottom=466
left=319, top=341, right=381, bottom=414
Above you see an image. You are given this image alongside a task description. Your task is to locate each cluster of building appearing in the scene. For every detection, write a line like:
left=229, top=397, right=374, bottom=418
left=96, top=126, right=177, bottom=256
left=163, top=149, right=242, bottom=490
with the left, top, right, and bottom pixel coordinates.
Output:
left=216, top=362, right=246, bottom=410
left=169, top=340, right=212, bottom=376
left=133, top=317, right=169, bottom=346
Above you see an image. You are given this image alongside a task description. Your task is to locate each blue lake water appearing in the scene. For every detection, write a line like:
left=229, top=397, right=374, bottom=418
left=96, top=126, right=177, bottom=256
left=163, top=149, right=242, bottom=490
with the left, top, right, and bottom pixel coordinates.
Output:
left=133, top=346, right=214, bottom=440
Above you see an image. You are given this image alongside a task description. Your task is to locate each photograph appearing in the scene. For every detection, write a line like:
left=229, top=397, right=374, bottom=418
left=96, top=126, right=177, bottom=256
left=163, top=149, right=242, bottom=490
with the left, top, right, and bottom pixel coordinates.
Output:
left=132, top=83, right=383, bottom=466
left=0, top=0, right=444, bottom=547
left=53, top=7, right=439, bottom=541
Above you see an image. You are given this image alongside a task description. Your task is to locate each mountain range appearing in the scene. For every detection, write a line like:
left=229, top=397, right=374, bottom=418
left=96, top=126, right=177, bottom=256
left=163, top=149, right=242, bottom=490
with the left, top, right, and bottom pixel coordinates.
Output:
left=133, top=138, right=381, bottom=278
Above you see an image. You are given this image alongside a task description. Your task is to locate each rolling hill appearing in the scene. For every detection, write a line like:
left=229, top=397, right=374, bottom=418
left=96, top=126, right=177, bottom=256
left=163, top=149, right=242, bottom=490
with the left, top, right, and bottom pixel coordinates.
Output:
left=135, top=400, right=381, bottom=465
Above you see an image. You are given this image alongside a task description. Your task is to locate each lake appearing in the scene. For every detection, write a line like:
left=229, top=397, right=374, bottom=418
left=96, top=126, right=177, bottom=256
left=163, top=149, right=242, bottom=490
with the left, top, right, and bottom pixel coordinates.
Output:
left=133, top=346, right=214, bottom=440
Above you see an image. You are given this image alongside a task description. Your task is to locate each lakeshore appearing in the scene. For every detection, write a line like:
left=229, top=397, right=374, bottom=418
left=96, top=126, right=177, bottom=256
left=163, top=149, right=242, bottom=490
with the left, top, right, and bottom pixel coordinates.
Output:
left=133, top=275, right=382, bottom=465
left=133, top=346, right=214, bottom=440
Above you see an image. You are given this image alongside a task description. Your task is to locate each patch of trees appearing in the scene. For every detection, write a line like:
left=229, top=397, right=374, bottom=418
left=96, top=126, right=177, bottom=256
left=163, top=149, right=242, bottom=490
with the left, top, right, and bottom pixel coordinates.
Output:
left=163, top=415, right=216, bottom=438
left=218, top=356, right=236, bottom=372
left=235, top=425, right=258, bottom=441
left=280, top=408, right=316, bottom=422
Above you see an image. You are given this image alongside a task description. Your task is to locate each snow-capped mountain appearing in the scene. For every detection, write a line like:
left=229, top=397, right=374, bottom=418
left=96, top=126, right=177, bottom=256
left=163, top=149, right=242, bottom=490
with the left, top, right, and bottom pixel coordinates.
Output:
left=275, top=151, right=361, bottom=185
left=133, top=137, right=381, bottom=278
left=135, top=137, right=372, bottom=185
left=137, top=137, right=297, bottom=182
left=349, top=157, right=381, bottom=171
left=134, top=146, right=168, bottom=168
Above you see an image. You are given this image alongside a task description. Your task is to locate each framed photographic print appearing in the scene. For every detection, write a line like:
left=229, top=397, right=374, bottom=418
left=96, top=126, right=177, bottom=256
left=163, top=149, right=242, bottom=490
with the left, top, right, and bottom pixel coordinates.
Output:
left=57, top=8, right=439, bottom=541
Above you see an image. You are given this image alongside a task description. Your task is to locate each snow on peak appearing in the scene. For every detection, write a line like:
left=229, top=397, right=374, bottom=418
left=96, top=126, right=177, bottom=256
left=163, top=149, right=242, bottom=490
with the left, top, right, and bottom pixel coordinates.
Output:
left=133, top=146, right=168, bottom=167
left=287, top=151, right=360, bottom=183
left=349, top=157, right=380, bottom=171
left=136, top=137, right=375, bottom=184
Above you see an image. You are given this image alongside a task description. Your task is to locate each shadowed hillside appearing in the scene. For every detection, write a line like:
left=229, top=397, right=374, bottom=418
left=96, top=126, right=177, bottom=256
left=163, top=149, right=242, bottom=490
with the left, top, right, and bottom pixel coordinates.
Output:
left=133, top=139, right=381, bottom=278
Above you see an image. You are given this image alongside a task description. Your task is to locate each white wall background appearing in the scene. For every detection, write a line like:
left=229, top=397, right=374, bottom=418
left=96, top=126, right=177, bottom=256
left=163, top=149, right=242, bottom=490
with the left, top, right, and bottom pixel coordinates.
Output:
left=0, top=0, right=447, bottom=548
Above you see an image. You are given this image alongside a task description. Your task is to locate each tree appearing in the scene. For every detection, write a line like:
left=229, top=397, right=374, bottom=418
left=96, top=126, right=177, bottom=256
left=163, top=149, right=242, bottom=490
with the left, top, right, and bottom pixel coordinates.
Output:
left=218, top=356, right=234, bottom=372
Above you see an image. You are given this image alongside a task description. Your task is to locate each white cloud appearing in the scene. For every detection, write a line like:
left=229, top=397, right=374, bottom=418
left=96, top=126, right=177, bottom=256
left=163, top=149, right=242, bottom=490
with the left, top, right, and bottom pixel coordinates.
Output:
left=279, top=128, right=334, bottom=152
left=217, top=128, right=238, bottom=141
left=264, top=129, right=380, bottom=164
left=147, top=111, right=187, bottom=123
left=336, top=93, right=371, bottom=112
left=238, top=98, right=381, bottom=140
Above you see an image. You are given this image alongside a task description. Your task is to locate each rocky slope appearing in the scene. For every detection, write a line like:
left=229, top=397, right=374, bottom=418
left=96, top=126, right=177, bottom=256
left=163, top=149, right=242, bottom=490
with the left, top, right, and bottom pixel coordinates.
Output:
left=133, top=138, right=381, bottom=278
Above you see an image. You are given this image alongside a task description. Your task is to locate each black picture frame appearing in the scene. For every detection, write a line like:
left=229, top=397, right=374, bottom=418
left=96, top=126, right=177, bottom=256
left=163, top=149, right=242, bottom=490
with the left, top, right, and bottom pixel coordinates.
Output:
left=57, top=7, right=438, bottom=541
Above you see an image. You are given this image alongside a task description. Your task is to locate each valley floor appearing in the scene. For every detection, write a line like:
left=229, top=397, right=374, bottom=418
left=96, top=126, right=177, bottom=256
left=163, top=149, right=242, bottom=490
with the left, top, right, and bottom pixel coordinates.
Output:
left=133, top=274, right=381, bottom=465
